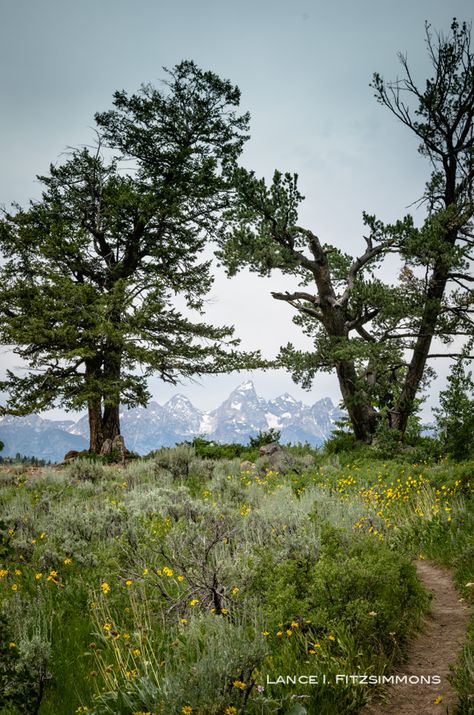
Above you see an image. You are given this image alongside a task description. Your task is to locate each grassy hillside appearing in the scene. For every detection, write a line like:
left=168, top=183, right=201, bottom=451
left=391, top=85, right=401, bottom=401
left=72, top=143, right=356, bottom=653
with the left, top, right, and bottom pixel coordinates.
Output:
left=0, top=445, right=473, bottom=714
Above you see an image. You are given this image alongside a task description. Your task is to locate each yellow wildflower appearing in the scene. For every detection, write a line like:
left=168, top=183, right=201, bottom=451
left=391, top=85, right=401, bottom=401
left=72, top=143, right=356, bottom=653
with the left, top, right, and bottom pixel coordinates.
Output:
left=103, top=623, right=112, bottom=631
left=0, top=569, right=8, bottom=578
left=162, top=566, right=173, bottom=577
left=221, top=608, right=229, bottom=615
left=182, top=707, right=193, bottom=715
left=226, top=707, right=237, bottom=715
left=189, top=599, right=199, bottom=607
left=15, top=569, right=22, bottom=576
left=434, top=695, right=443, bottom=705
left=125, top=579, right=133, bottom=587
left=11, top=584, right=18, bottom=591
left=177, top=575, right=184, bottom=582
left=101, top=581, right=110, bottom=595
left=132, top=648, right=141, bottom=657
left=143, top=568, right=149, bottom=575
left=9, top=642, right=16, bottom=648
left=233, top=680, right=246, bottom=690
left=180, top=618, right=188, bottom=625
left=64, top=558, right=72, bottom=565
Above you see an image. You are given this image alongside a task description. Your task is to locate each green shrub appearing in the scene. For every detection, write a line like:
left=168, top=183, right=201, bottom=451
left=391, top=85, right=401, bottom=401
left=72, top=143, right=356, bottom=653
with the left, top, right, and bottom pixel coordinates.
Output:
left=324, top=429, right=358, bottom=455
left=0, top=610, right=51, bottom=715
left=248, top=428, right=281, bottom=448
left=186, top=437, right=258, bottom=462
left=67, top=458, right=105, bottom=482
left=372, top=421, right=403, bottom=458
left=153, top=444, right=196, bottom=480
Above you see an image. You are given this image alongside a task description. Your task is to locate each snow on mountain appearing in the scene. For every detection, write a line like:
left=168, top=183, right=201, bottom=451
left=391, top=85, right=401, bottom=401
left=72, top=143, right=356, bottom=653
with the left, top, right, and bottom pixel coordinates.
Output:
left=265, top=412, right=281, bottom=429
left=199, top=413, right=218, bottom=435
left=238, top=380, right=255, bottom=391
left=0, top=381, right=344, bottom=461
left=207, top=381, right=269, bottom=443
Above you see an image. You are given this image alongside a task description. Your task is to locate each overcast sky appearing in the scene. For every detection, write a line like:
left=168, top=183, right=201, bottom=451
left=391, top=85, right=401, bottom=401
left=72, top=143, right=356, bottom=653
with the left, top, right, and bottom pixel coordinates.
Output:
left=1, top=0, right=473, bottom=419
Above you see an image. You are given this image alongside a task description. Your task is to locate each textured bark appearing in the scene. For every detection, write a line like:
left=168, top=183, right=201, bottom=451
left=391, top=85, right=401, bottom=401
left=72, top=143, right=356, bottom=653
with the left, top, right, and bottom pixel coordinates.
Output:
left=392, top=261, right=451, bottom=433
left=87, top=401, right=121, bottom=453
left=86, top=352, right=123, bottom=453
left=335, top=360, right=379, bottom=442
left=102, top=404, right=121, bottom=442
left=88, top=398, right=104, bottom=453
left=311, top=244, right=379, bottom=442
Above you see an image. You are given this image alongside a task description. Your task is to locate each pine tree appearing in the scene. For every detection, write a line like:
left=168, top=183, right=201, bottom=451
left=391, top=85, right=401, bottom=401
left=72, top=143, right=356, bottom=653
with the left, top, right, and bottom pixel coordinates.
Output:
left=0, top=62, right=260, bottom=453
left=434, top=347, right=474, bottom=460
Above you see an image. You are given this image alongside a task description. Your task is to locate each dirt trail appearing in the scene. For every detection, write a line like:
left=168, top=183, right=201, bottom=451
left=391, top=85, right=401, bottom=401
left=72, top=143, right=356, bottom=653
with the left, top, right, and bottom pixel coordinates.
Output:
left=363, top=560, right=471, bottom=715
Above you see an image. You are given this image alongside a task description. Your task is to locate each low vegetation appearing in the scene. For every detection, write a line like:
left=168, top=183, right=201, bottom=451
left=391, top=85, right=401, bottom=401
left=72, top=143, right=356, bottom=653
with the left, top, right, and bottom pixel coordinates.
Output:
left=0, top=439, right=473, bottom=714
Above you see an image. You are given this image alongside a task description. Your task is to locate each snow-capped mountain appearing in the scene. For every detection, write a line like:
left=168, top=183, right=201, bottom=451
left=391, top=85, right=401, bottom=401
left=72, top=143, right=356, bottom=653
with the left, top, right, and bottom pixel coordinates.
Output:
left=0, top=381, right=344, bottom=461
left=207, top=381, right=270, bottom=444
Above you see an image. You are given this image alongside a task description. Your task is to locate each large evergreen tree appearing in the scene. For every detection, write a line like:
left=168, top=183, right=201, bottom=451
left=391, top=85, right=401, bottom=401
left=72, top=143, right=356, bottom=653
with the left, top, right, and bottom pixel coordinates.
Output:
left=0, top=62, right=258, bottom=453
left=218, top=20, right=474, bottom=442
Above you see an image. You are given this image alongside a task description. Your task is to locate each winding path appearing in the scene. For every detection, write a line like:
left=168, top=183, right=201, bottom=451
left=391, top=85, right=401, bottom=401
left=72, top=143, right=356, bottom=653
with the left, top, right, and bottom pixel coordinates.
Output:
left=363, top=560, right=471, bottom=715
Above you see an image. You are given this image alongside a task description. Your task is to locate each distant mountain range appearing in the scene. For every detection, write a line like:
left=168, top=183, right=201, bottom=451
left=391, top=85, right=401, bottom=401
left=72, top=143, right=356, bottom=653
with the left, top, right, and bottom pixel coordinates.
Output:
left=0, top=381, right=344, bottom=462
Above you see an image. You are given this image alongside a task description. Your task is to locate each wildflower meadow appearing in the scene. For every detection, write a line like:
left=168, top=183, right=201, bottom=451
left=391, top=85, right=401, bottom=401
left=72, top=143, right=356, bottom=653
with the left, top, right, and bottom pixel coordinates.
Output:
left=0, top=443, right=473, bottom=714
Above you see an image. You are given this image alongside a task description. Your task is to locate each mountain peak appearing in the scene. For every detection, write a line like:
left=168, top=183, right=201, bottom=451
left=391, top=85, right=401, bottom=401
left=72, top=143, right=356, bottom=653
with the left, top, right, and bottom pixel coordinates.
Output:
left=166, top=394, right=194, bottom=406
left=235, top=380, right=255, bottom=392
left=280, top=392, right=298, bottom=403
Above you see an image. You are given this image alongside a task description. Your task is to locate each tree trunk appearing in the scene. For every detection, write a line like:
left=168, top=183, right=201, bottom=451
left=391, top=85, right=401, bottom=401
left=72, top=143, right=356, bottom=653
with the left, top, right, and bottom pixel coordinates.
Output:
left=335, top=359, right=379, bottom=442
left=391, top=240, right=454, bottom=434
left=88, top=398, right=104, bottom=453
left=320, top=295, right=379, bottom=443
left=85, top=358, right=104, bottom=452
left=102, top=403, right=121, bottom=442
left=85, top=352, right=123, bottom=453
left=99, top=347, right=123, bottom=450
